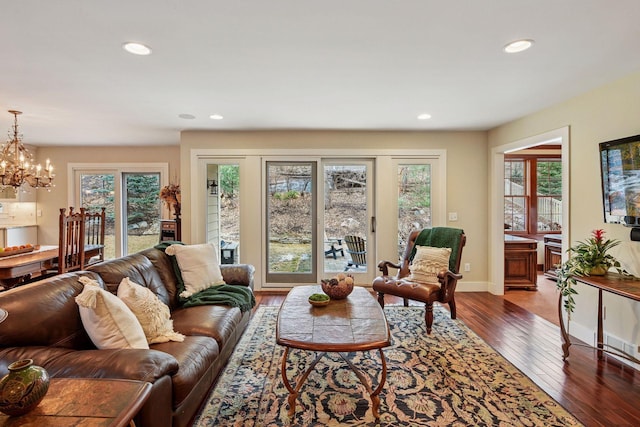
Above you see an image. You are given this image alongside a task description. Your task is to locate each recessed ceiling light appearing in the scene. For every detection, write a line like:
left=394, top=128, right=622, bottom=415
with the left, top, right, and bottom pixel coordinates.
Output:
left=503, top=39, right=534, bottom=53
left=178, top=113, right=196, bottom=120
left=209, top=114, right=224, bottom=120
left=417, top=113, right=432, bottom=120
left=123, top=42, right=152, bottom=56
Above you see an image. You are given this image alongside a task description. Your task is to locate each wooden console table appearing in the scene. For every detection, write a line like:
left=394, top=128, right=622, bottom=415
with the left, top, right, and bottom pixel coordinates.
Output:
left=559, top=272, right=640, bottom=363
left=0, top=378, right=151, bottom=426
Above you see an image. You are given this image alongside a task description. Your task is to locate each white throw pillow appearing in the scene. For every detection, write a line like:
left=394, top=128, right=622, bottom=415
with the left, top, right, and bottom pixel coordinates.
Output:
left=117, top=277, right=185, bottom=344
left=409, top=246, right=452, bottom=284
left=75, top=276, right=149, bottom=350
left=165, top=243, right=225, bottom=298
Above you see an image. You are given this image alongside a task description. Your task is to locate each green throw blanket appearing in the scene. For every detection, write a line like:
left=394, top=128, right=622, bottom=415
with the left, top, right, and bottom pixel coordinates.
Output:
left=154, top=241, right=255, bottom=312
left=409, top=227, right=464, bottom=273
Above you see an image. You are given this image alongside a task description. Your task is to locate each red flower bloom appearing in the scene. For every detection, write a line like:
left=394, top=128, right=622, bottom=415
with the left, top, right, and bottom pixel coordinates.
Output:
left=592, top=229, right=605, bottom=244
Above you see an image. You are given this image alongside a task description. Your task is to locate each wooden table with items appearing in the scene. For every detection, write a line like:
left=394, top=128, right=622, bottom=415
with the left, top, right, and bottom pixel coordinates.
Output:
left=276, top=285, right=390, bottom=420
left=0, top=378, right=151, bottom=427
left=0, top=244, right=105, bottom=291
left=0, top=246, right=58, bottom=290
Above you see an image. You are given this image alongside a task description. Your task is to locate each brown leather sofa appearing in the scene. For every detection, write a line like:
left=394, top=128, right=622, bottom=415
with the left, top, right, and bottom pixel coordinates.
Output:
left=0, top=246, right=255, bottom=427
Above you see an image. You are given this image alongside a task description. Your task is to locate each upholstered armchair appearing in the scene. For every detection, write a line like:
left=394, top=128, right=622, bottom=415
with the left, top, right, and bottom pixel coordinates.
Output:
left=372, top=227, right=466, bottom=334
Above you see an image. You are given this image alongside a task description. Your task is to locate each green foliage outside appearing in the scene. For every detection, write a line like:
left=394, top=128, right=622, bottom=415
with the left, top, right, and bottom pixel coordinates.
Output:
left=537, top=161, right=562, bottom=195
left=126, top=174, right=160, bottom=235
left=398, top=165, right=431, bottom=209
left=273, top=190, right=300, bottom=200
left=220, top=165, right=239, bottom=197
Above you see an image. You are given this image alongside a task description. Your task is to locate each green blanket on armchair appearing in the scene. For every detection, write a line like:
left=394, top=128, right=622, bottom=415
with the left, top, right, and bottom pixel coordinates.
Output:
left=409, top=227, right=464, bottom=273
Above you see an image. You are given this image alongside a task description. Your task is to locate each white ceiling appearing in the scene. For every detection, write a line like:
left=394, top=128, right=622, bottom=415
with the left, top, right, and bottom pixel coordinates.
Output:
left=1, top=0, right=639, bottom=146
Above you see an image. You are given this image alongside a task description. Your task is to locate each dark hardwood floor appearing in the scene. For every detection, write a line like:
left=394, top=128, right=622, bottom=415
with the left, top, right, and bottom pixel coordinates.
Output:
left=254, top=279, right=640, bottom=427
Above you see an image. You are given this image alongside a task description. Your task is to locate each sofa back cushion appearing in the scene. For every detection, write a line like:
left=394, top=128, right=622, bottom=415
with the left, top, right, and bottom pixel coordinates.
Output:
left=139, top=247, right=181, bottom=309
left=88, top=253, right=171, bottom=307
left=0, top=272, right=99, bottom=349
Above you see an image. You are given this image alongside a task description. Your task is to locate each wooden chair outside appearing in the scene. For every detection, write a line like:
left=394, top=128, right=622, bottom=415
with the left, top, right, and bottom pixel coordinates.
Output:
left=58, top=207, right=86, bottom=273
left=84, top=207, right=106, bottom=266
left=344, top=235, right=366, bottom=271
left=372, top=227, right=466, bottom=334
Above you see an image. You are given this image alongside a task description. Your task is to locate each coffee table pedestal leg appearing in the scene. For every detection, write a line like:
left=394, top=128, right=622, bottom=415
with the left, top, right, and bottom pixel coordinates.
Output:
left=280, top=346, right=387, bottom=420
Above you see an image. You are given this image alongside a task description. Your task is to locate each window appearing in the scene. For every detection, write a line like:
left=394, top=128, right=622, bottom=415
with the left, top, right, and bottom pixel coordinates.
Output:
left=536, top=160, right=562, bottom=232
left=504, top=155, right=561, bottom=235
left=73, top=163, right=168, bottom=259
left=504, top=160, right=527, bottom=232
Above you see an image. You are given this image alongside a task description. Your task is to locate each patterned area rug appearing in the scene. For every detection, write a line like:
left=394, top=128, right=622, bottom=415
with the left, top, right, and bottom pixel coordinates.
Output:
left=194, top=305, right=582, bottom=426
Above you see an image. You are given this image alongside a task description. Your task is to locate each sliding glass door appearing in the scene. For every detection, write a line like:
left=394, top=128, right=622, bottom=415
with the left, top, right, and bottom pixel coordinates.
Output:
left=123, top=173, right=161, bottom=255
left=264, top=158, right=374, bottom=286
left=265, top=161, right=316, bottom=283
left=74, top=163, right=168, bottom=259
left=322, top=160, right=374, bottom=282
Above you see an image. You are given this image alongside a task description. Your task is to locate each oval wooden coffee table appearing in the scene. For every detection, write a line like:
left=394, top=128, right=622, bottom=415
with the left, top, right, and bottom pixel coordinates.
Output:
left=276, top=285, right=390, bottom=420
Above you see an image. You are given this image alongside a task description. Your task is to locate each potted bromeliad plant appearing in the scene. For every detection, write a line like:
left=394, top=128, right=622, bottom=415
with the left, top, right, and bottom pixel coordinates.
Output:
left=557, top=229, right=635, bottom=314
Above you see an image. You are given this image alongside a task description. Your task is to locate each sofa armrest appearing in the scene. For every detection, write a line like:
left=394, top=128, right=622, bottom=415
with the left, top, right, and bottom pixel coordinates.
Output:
left=220, top=264, right=255, bottom=289
left=0, top=346, right=179, bottom=383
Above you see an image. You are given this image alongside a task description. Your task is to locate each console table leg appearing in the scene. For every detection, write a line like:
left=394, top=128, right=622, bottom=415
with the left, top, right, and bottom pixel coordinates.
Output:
left=558, top=290, right=571, bottom=360
left=597, top=289, right=604, bottom=360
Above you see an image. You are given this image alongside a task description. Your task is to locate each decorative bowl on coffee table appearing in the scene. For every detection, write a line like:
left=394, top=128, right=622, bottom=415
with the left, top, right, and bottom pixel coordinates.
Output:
left=320, top=273, right=354, bottom=300
left=308, top=293, right=330, bottom=307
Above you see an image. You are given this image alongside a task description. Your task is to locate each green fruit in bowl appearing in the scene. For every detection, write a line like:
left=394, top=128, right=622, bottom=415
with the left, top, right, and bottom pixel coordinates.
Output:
left=309, top=293, right=330, bottom=302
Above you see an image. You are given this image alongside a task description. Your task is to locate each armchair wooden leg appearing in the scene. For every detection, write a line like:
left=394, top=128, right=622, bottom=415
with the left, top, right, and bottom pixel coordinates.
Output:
left=403, top=298, right=409, bottom=307
left=425, top=302, right=434, bottom=334
left=377, top=292, right=385, bottom=308
left=449, top=298, right=457, bottom=319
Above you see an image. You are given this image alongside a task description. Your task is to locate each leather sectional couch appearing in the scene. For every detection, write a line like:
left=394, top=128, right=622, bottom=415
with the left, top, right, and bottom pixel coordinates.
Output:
left=0, top=246, right=255, bottom=427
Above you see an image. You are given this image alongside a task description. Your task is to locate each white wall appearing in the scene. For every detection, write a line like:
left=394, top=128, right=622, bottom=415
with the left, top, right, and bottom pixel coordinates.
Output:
left=488, top=70, right=640, bottom=355
left=34, top=145, right=180, bottom=245
left=179, top=130, right=489, bottom=290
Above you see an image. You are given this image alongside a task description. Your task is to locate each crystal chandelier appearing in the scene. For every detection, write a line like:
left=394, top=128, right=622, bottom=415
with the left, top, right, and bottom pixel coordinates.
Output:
left=0, top=110, right=54, bottom=190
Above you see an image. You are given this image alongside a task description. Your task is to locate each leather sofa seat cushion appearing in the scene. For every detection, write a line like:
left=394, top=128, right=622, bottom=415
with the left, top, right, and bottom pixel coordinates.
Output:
left=89, top=253, right=172, bottom=307
left=171, top=305, right=242, bottom=349
left=151, top=336, right=220, bottom=407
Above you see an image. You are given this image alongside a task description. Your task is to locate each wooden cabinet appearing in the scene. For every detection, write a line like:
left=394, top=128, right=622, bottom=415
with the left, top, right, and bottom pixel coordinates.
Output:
left=543, top=234, right=562, bottom=278
left=504, top=235, right=538, bottom=290
left=160, top=219, right=181, bottom=242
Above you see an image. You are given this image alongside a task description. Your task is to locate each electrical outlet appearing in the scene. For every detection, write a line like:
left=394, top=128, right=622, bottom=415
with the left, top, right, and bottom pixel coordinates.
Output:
left=448, top=212, right=458, bottom=221
left=464, top=263, right=471, bottom=272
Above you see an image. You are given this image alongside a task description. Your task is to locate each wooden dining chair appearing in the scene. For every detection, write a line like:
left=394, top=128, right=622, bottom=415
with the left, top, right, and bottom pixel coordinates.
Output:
left=58, top=207, right=86, bottom=273
left=84, top=207, right=106, bottom=266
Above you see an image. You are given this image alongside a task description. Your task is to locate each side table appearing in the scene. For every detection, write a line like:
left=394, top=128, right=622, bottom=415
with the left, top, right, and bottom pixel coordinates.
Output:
left=0, top=378, right=151, bottom=427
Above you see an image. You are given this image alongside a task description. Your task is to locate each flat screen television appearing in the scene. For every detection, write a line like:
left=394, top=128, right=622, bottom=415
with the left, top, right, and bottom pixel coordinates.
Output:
left=600, top=134, right=640, bottom=227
